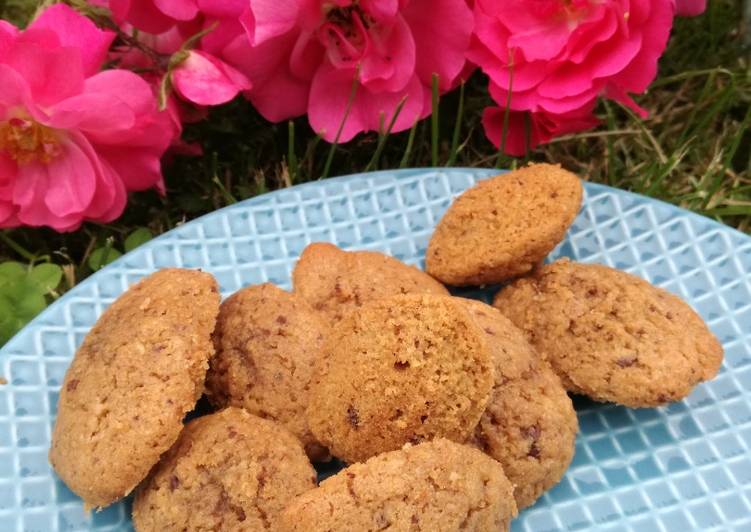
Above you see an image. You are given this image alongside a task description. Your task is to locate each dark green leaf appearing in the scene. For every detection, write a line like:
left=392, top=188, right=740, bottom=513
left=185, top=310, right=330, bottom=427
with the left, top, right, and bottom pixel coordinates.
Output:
left=0, top=262, right=26, bottom=288
left=0, top=295, right=18, bottom=345
left=88, top=247, right=123, bottom=271
left=124, top=228, right=153, bottom=252
left=0, top=282, right=47, bottom=345
left=27, top=263, right=63, bottom=295
left=15, top=286, right=46, bottom=322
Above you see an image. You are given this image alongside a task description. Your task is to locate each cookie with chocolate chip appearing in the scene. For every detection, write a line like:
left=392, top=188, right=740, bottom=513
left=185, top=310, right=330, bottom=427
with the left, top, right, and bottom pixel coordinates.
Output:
left=307, top=294, right=494, bottom=464
left=206, top=283, right=329, bottom=460
left=493, top=259, right=724, bottom=407
left=133, top=408, right=316, bottom=532
left=426, top=163, right=582, bottom=286
left=293, top=242, right=449, bottom=323
left=278, top=439, right=517, bottom=532
left=49, top=269, right=220, bottom=509
left=458, top=298, right=577, bottom=509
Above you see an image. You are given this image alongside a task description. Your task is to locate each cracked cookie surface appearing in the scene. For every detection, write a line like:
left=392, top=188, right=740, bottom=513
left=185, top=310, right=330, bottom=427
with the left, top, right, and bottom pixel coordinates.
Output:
left=206, top=283, right=329, bottom=460
left=494, top=259, right=724, bottom=407
left=308, top=294, right=494, bottom=464
left=458, top=298, right=577, bottom=509
left=426, top=163, right=582, bottom=286
left=278, top=438, right=517, bottom=532
left=133, top=407, right=316, bottom=532
left=49, top=269, right=220, bottom=509
left=293, top=242, right=448, bottom=323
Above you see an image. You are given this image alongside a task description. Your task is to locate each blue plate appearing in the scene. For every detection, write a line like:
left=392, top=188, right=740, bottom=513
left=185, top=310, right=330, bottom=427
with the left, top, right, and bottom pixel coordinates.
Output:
left=1, top=168, right=750, bottom=532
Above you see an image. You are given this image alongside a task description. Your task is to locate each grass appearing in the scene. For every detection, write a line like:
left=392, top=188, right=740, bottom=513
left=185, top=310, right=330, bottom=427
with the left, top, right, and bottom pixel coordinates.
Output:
left=0, top=0, right=749, bottom=340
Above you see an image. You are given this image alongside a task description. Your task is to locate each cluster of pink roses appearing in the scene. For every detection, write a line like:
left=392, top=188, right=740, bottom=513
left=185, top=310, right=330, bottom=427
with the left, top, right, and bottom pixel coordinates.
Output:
left=0, top=0, right=704, bottom=231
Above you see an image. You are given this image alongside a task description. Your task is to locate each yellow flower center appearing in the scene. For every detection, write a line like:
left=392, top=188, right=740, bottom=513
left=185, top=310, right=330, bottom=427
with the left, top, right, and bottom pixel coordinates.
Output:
left=0, top=117, right=62, bottom=165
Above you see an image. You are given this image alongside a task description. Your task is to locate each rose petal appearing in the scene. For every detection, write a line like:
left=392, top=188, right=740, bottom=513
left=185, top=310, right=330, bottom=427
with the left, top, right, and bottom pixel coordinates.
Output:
left=676, top=0, right=704, bottom=16
left=359, top=14, right=415, bottom=93
left=84, top=69, right=156, bottom=117
left=4, top=39, right=85, bottom=106
left=28, top=4, right=115, bottom=76
left=48, top=92, right=135, bottom=132
left=248, top=0, right=303, bottom=45
left=14, top=162, right=82, bottom=231
left=197, top=0, right=248, bottom=18
left=172, top=50, right=251, bottom=106
left=43, top=135, right=97, bottom=217
left=403, top=0, right=474, bottom=90
left=117, top=0, right=176, bottom=34
left=308, top=63, right=424, bottom=142
left=154, top=0, right=199, bottom=21
left=223, top=32, right=310, bottom=121
left=78, top=139, right=128, bottom=222
left=361, top=0, right=400, bottom=20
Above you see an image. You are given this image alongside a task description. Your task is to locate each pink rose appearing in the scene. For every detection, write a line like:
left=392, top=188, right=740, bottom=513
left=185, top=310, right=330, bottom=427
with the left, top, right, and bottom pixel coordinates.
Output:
left=675, top=0, right=706, bottom=16
left=468, top=0, right=675, bottom=117
left=171, top=50, right=251, bottom=106
left=483, top=91, right=599, bottom=156
left=216, top=0, right=474, bottom=142
left=103, top=0, right=250, bottom=106
left=0, top=5, right=173, bottom=231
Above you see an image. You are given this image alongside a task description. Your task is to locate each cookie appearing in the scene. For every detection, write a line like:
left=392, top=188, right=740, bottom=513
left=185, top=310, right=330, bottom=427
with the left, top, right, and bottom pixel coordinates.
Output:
left=426, top=163, right=582, bottom=286
left=49, top=269, right=220, bottom=508
left=458, top=298, right=577, bottom=509
left=205, top=283, right=329, bottom=460
left=133, top=407, right=316, bottom=531
left=278, top=438, right=517, bottom=532
left=293, top=242, right=449, bottom=323
left=308, top=294, right=494, bottom=464
left=494, top=259, right=724, bottom=407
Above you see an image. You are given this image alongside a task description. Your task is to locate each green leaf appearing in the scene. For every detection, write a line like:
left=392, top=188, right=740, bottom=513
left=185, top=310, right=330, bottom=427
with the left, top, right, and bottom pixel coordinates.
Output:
left=27, top=263, right=63, bottom=294
left=125, top=228, right=153, bottom=252
left=88, top=247, right=123, bottom=271
left=14, top=283, right=46, bottom=321
left=0, top=295, right=18, bottom=345
left=0, top=261, right=26, bottom=288
left=0, top=282, right=47, bottom=345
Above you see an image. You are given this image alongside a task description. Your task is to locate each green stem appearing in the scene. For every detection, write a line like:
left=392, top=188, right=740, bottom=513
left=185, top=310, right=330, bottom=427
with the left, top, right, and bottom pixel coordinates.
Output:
left=399, top=121, right=419, bottom=169
left=523, top=111, right=532, bottom=164
left=322, top=71, right=360, bottom=179
left=0, top=232, right=35, bottom=262
left=366, top=95, right=409, bottom=172
left=431, top=73, right=440, bottom=167
left=446, top=82, right=465, bottom=167
left=288, top=121, right=298, bottom=184
left=495, top=53, right=515, bottom=169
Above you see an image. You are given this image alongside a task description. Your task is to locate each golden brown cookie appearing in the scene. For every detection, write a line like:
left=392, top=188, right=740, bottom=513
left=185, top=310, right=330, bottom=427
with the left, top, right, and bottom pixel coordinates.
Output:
left=292, top=242, right=449, bottom=323
left=49, top=269, right=220, bottom=509
left=133, top=407, right=316, bottom=531
left=278, top=439, right=517, bottom=532
left=307, top=294, right=494, bottom=464
left=458, top=298, right=578, bottom=509
left=494, top=259, right=724, bottom=407
left=205, top=283, right=329, bottom=460
left=426, top=163, right=582, bottom=286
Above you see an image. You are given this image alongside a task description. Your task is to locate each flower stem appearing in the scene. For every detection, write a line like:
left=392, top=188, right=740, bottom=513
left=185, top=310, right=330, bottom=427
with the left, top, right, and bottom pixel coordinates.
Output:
left=399, top=121, right=419, bottom=169
left=366, top=95, right=408, bottom=172
left=496, top=52, right=515, bottom=169
left=447, top=81, right=465, bottom=167
left=0, top=232, right=35, bottom=262
left=322, top=71, right=360, bottom=179
left=288, top=121, right=298, bottom=183
left=431, top=73, right=440, bottom=167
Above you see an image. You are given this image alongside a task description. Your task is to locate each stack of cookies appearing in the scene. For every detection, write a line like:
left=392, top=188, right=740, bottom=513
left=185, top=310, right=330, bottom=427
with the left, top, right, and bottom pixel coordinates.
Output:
left=49, top=164, right=723, bottom=531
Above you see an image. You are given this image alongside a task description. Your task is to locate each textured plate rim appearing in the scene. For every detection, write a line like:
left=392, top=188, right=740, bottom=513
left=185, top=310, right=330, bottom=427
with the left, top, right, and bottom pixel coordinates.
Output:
left=2, top=166, right=748, bottom=352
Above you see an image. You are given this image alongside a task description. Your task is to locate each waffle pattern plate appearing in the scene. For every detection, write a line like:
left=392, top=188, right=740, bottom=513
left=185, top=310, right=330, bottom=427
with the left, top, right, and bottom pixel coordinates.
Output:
left=1, top=168, right=750, bottom=532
